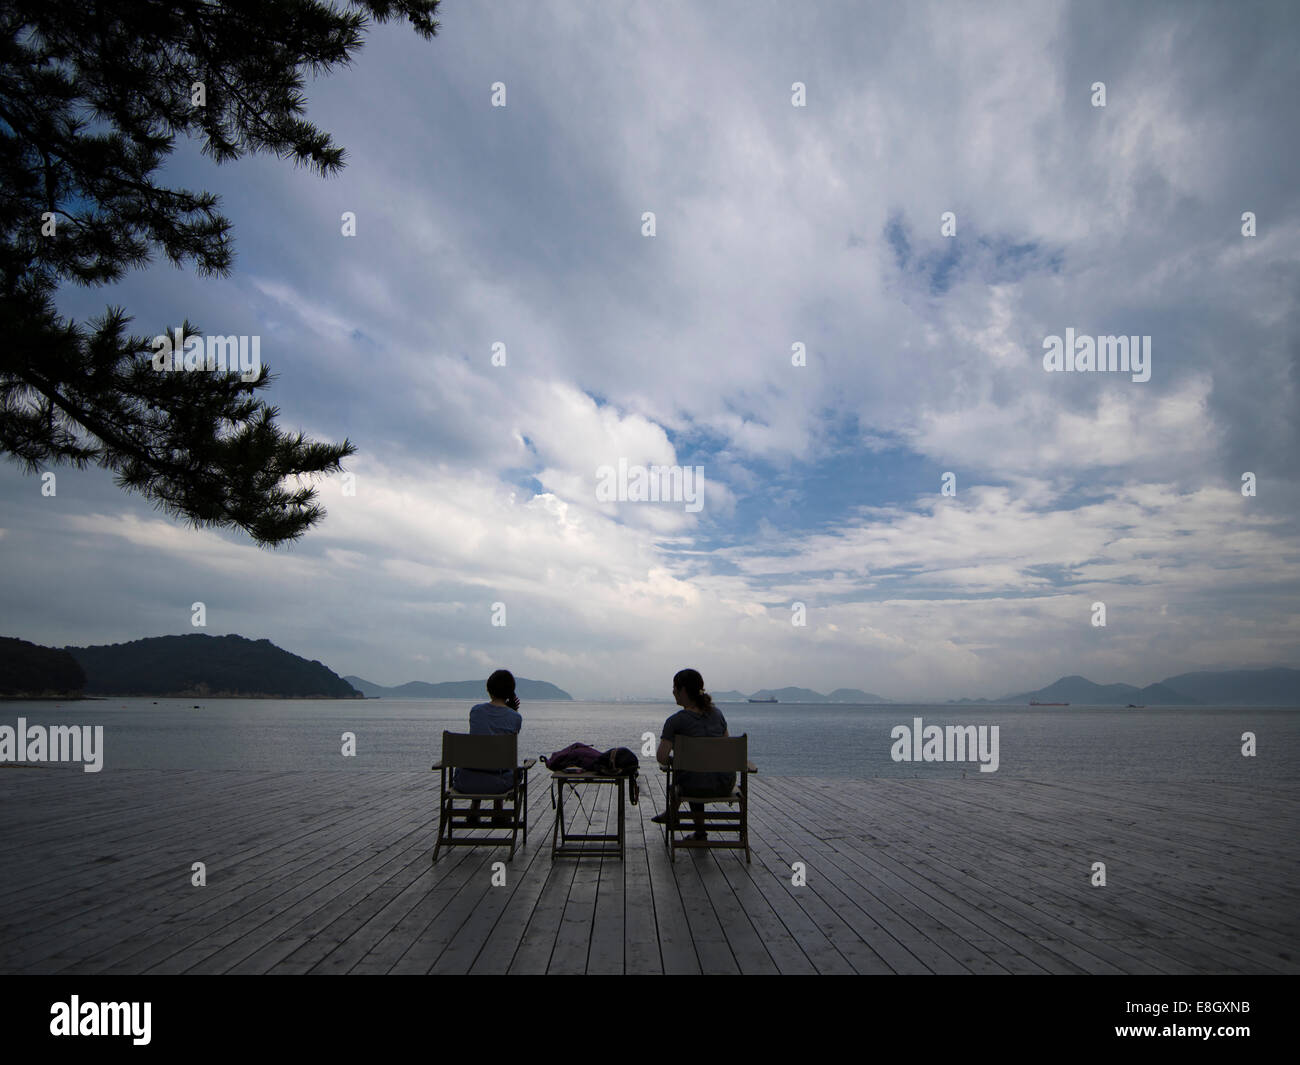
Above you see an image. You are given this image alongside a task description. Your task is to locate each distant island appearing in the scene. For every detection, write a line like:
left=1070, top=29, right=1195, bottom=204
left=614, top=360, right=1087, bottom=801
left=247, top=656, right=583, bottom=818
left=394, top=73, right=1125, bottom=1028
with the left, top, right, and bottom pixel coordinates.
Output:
left=70, top=634, right=363, bottom=698
left=710, top=687, right=891, bottom=704
left=694, top=669, right=1298, bottom=706
left=345, top=676, right=572, bottom=700
left=2, top=634, right=582, bottom=702
left=5, top=634, right=1293, bottom=707
left=946, top=668, right=1300, bottom=706
left=1, top=634, right=362, bottom=699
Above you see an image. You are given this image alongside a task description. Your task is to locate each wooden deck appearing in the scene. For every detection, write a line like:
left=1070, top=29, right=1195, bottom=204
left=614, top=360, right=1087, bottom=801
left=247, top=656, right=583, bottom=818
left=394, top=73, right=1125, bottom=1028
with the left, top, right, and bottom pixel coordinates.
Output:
left=1, top=768, right=1296, bottom=974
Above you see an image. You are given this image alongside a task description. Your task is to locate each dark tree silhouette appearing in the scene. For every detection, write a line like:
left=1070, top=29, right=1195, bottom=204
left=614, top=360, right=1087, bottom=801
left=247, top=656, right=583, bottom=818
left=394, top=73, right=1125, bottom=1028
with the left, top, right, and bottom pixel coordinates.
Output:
left=0, top=0, right=440, bottom=545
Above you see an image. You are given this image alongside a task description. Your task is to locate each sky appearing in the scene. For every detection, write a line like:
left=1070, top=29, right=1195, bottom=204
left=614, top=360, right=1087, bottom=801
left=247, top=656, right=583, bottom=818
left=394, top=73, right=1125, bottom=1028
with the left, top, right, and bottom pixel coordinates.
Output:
left=3, top=0, right=1299, bottom=701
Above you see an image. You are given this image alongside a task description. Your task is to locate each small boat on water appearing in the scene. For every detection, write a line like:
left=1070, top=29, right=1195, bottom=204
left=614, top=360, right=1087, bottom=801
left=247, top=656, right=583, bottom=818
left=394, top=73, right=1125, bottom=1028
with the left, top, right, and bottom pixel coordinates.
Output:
left=1029, top=700, right=1069, bottom=706
left=748, top=696, right=778, bottom=703
left=1126, top=704, right=1146, bottom=708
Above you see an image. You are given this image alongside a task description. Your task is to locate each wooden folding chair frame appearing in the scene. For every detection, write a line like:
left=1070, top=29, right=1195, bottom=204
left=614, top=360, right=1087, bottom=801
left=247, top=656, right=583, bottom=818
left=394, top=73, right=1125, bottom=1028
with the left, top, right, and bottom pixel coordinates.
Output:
left=431, top=731, right=536, bottom=862
left=660, top=734, right=756, bottom=863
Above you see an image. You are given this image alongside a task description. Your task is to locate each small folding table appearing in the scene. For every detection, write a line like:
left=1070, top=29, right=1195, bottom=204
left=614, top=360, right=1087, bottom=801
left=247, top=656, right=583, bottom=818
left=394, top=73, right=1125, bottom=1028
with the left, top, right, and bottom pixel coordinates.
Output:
left=549, top=770, right=627, bottom=859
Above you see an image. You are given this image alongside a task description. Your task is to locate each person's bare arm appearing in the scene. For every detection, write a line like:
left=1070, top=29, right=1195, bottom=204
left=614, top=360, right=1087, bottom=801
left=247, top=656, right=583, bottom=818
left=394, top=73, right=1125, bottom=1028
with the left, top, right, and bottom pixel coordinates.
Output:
left=657, top=737, right=672, bottom=765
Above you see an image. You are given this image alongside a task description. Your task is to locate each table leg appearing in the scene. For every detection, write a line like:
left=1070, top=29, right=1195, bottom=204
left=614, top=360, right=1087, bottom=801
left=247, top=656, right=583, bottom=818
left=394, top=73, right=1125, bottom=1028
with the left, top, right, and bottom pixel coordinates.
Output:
left=551, top=779, right=563, bottom=857
left=618, top=777, right=626, bottom=859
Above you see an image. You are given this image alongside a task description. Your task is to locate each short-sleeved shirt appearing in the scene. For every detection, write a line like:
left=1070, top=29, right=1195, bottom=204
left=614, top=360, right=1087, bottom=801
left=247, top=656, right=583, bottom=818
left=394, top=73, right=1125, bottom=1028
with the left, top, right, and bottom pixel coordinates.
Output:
left=661, top=706, right=728, bottom=743
left=454, top=702, right=522, bottom=792
left=469, top=702, right=522, bottom=737
left=662, top=706, right=733, bottom=796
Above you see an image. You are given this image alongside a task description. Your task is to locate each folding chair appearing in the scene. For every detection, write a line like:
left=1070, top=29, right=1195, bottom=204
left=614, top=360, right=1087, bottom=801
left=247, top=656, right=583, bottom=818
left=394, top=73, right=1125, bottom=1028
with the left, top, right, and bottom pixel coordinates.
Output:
left=660, top=734, right=756, bottom=862
left=431, top=731, right=535, bottom=862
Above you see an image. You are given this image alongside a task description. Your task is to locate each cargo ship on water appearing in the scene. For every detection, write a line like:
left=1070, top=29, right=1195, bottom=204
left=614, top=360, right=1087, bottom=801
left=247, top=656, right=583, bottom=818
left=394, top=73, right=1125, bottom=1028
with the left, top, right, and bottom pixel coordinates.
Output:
left=747, top=696, right=778, bottom=703
left=1028, top=700, right=1069, bottom=706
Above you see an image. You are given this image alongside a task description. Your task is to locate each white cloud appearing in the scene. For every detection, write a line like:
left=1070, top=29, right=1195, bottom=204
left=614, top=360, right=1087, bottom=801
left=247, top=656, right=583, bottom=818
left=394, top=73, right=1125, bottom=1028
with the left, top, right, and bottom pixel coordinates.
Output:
left=4, top=2, right=1296, bottom=699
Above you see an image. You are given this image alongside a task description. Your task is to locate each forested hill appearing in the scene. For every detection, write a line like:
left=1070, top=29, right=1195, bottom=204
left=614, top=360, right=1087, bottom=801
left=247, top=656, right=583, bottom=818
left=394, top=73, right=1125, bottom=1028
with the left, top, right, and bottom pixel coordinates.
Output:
left=65, top=634, right=362, bottom=698
left=0, top=637, right=86, bottom=697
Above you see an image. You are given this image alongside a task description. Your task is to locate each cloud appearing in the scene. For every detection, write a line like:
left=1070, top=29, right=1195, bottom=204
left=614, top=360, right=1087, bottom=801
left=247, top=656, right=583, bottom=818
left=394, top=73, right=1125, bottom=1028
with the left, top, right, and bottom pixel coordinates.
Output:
left=3, top=1, right=1297, bottom=698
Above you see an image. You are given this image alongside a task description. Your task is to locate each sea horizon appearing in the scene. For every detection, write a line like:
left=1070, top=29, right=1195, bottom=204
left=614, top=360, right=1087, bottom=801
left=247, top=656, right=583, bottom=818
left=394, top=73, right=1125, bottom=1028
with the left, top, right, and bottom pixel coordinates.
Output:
left=3, top=697, right=1295, bottom=781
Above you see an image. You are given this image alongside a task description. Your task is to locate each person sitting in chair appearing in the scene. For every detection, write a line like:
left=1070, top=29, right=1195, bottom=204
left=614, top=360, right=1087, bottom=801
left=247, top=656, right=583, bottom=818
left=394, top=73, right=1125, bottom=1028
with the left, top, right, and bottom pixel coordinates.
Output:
left=651, top=668, right=734, bottom=840
left=454, top=669, right=522, bottom=826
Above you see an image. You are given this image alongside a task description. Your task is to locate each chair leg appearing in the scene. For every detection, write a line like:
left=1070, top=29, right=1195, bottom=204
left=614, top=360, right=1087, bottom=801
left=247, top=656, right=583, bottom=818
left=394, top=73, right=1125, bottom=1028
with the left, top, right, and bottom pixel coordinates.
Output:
left=433, top=795, right=448, bottom=862
left=552, top=782, right=563, bottom=858
left=512, top=775, right=522, bottom=847
left=618, top=777, right=625, bottom=860
left=667, top=788, right=676, bottom=862
left=509, top=787, right=520, bottom=860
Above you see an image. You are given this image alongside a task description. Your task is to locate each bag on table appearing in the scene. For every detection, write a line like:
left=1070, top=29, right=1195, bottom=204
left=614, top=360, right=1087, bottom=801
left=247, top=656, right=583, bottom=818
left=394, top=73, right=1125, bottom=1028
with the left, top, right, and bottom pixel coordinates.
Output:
left=542, top=743, right=641, bottom=804
left=542, top=742, right=603, bottom=772
left=595, top=747, right=639, bottom=804
left=593, top=747, right=639, bottom=775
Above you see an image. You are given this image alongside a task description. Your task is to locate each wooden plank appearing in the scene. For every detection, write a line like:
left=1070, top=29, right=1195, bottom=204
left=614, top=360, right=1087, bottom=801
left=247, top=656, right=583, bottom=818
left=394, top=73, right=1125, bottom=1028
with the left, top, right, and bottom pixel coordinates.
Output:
left=880, top=778, right=1298, bottom=970
left=465, top=782, right=579, bottom=974
left=743, top=783, right=955, bottom=973
left=425, top=773, right=560, bottom=975
left=129, top=773, right=436, bottom=975
left=734, top=802, right=893, bottom=974
left=1, top=769, right=1296, bottom=976
left=506, top=860, right=578, bottom=974
left=769, top=776, right=1287, bottom=974
left=709, top=841, right=856, bottom=974
left=620, top=773, right=663, bottom=974
left=765, top=778, right=1068, bottom=973
left=644, top=775, right=738, bottom=975
left=639, top=773, right=701, bottom=974
left=311, top=773, right=554, bottom=975
left=382, top=772, right=553, bottom=975
left=914, top=777, right=1300, bottom=920
left=547, top=779, right=609, bottom=973
left=765, top=780, right=1057, bottom=973
left=6, top=771, right=415, bottom=972
left=764, top=777, right=1166, bottom=974
left=0, top=771, right=310, bottom=918
left=587, top=784, right=628, bottom=975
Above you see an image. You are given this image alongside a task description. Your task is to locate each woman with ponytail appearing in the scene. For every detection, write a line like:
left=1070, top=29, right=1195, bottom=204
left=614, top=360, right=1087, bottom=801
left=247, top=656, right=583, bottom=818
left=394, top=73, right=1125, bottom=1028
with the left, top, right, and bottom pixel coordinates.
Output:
left=455, top=669, right=522, bottom=826
left=651, top=668, right=735, bottom=839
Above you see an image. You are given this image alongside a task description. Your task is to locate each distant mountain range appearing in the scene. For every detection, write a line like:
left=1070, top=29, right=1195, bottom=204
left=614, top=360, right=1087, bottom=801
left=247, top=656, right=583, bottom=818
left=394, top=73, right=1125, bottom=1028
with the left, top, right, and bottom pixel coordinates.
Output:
left=345, top=676, right=573, bottom=700
left=713, top=669, right=1297, bottom=706
left=946, top=668, right=1299, bottom=706
left=710, top=687, right=891, bottom=703
left=3, top=633, right=1292, bottom=706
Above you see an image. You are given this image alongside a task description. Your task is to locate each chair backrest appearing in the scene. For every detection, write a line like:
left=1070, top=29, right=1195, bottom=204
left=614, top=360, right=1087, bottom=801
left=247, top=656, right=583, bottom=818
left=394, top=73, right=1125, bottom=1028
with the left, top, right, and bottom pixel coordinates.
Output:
left=441, top=730, right=517, bottom=770
left=674, top=733, right=747, bottom=772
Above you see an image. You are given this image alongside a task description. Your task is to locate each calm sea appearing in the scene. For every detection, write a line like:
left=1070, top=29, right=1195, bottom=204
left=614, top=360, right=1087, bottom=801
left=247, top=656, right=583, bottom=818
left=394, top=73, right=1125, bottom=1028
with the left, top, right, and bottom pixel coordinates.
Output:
left=3, top=698, right=1298, bottom=781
